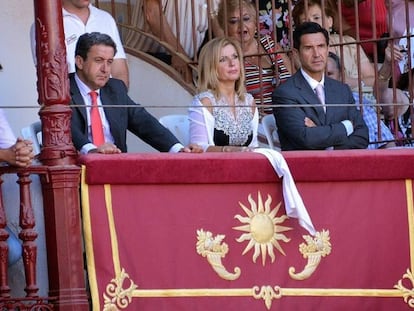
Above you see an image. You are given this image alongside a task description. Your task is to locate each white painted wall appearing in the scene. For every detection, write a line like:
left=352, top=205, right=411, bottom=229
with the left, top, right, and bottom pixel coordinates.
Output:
left=0, top=2, right=38, bottom=136
left=0, top=0, right=192, bottom=297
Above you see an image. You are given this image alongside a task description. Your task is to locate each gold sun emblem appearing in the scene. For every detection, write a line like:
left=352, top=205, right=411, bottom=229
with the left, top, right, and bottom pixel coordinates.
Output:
left=233, top=192, right=292, bottom=266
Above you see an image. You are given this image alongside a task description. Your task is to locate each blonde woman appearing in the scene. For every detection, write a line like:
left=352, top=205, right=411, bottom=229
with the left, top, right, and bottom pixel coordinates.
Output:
left=189, top=37, right=259, bottom=152
left=217, top=0, right=293, bottom=116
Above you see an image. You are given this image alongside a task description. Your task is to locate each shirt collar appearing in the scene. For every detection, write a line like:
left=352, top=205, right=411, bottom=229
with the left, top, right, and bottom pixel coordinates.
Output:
left=74, top=73, right=100, bottom=98
left=62, top=3, right=93, bottom=18
left=301, top=68, right=325, bottom=90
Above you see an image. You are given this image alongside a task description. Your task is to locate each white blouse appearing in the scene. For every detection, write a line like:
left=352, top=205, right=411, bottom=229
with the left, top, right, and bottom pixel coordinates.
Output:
left=189, top=90, right=259, bottom=151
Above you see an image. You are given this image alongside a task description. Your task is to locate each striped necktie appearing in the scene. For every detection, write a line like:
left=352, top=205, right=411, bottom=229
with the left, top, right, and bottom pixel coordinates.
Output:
left=314, top=84, right=326, bottom=112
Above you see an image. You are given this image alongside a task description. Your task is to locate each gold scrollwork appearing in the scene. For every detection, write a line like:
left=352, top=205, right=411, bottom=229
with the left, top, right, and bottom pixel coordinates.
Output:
left=289, top=229, right=331, bottom=280
left=252, top=285, right=282, bottom=310
left=196, top=229, right=241, bottom=280
left=395, top=269, right=414, bottom=308
left=103, top=268, right=138, bottom=310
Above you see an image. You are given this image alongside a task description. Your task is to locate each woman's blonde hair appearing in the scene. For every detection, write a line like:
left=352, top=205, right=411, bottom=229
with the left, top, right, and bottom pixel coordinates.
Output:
left=197, top=37, right=246, bottom=101
left=217, top=0, right=256, bottom=31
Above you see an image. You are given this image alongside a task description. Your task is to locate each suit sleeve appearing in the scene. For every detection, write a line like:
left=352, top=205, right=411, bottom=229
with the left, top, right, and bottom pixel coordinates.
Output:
left=116, top=82, right=180, bottom=152
left=333, top=86, right=369, bottom=150
left=127, top=105, right=181, bottom=152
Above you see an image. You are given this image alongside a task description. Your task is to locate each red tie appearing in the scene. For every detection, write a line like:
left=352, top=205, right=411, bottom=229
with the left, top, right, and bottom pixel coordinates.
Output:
left=89, top=91, right=105, bottom=146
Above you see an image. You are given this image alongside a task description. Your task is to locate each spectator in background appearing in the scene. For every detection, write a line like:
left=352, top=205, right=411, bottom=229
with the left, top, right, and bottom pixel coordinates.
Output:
left=31, top=0, right=129, bottom=88
left=340, top=0, right=388, bottom=62
left=217, top=0, right=293, bottom=117
left=124, top=0, right=221, bottom=81
left=70, top=32, right=202, bottom=154
left=292, top=0, right=376, bottom=89
left=377, top=43, right=412, bottom=144
left=272, top=22, right=368, bottom=150
left=386, top=0, right=414, bottom=78
left=388, top=0, right=414, bottom=43
left=253, top=0, right=291, bottom=49
left=0, top=107, right=34, bottom=265
left=189, top=37, right=259, bottom=152
left=326, top=51, right=395, bottom=148
left=377, top=43, right=409, bottom=119
left=381, top=0, right=414, bottom=144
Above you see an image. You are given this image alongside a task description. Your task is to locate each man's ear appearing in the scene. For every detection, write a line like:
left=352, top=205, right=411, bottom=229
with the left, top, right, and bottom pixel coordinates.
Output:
left=326, top=16, right=334, bottom=33
left=292, top=48, right=301, bottom=70
left=75, top=55, right=83, bottom=70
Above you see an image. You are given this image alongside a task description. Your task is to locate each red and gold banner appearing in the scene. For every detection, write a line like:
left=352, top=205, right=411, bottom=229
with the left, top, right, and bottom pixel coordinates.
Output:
left=79, top=150, right=414, bottom=310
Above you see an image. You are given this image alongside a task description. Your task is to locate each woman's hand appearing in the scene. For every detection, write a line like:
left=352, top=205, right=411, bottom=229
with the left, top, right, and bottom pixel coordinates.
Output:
left=180, top=143, right=203, bottom=153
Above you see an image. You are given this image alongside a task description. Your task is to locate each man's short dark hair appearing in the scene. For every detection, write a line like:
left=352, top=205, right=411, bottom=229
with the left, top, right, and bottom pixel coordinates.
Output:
left=75, top=32, right=117, bottom=60
left=293, top=22, right=329, bottom=50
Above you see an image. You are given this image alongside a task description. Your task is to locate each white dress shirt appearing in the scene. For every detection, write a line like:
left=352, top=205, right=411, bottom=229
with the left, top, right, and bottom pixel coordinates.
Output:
left=0, top=109, right=16, bottom=148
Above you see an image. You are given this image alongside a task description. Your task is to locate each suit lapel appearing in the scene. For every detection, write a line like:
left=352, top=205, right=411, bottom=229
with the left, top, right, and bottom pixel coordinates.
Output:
left=294, top=72, right=326, bottom=123
left=323, top=78, right=341, bottom=123
left=99, top=83, right=125, bottom=147
left=69, top=74, right=88, bottom=123
left=99, top=84, right=118, bottom=132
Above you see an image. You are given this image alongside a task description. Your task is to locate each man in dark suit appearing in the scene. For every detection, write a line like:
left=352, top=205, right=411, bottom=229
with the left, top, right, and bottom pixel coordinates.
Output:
left=272, top=22, right=369, bottom=151
left=70, top=32, right=202, bottom=154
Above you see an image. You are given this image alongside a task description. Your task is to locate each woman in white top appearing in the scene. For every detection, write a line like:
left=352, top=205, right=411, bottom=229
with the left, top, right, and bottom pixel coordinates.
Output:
left=189, top=37, right=259, bottom=152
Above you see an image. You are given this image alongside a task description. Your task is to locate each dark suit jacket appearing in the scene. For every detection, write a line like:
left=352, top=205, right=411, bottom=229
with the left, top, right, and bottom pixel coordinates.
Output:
left=69, top=73, right=180, bottom=153
left=272, top=70, right=369, bottom=150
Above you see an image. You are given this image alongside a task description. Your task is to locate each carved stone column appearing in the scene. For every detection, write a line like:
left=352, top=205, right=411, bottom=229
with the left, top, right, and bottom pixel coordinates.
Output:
left=33, top=0, right=88, bottom=310
left=33, top=0, right=77, bottom=166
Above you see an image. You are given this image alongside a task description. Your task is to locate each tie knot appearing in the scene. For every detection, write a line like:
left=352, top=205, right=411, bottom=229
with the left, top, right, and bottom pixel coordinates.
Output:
left=315, top=84, right=324, bottom=95
left=89, top=91, right=98, bottom=105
